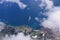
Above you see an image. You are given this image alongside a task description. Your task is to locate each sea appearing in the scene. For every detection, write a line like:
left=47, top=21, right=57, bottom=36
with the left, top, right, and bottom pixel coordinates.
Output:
left=0, top=0, right=46, bottom=29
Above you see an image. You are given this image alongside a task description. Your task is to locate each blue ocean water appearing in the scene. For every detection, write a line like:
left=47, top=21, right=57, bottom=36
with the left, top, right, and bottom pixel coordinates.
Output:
left=0, top=0, right=59, bottom=29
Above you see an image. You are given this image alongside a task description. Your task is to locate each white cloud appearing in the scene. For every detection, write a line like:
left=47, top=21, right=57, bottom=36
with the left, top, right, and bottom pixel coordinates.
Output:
left=34, top=17, right=40, bottom=23
left=2, top=33, right=33, bottom=40
left=42, top=7, right=60, bottom=33
left=0, top=0, right=27, bottom=9
left=28, top=16, right=31, bottom=22
left=0, top=22, right=6, bottom=31
left=42, top=7, right=60, bottom=34
left=39, top=0, right=54, bottom=10
left=35, top=17, right=39, bottom=21
left=40, top=0, right=60, bottom=34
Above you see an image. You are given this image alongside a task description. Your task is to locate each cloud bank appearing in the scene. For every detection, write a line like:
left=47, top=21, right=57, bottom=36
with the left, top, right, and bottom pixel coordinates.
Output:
left=40, top=0, right=60, bottom=34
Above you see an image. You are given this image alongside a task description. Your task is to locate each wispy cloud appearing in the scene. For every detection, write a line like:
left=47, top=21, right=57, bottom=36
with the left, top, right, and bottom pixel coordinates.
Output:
left=0, top=0, right=27, bottom=9
left=39, top=0, right=54, bottom=10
